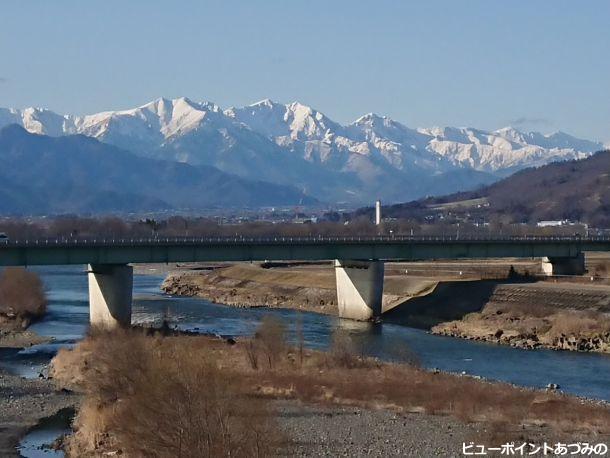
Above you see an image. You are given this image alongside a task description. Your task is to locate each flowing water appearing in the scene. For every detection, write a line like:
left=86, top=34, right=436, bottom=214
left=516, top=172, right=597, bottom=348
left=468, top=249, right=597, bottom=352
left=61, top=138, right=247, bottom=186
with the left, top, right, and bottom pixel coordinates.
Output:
left=9, top=265, right=610, bottom=456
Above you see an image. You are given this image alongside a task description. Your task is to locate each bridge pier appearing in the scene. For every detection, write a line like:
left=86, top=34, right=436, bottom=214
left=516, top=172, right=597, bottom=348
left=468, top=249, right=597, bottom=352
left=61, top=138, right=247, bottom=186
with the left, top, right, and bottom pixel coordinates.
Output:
left=334, top=260, right=384, bottom=321
left=88, top=264, right=133, bottom=328
left=541, top=253, right=586, bottom=276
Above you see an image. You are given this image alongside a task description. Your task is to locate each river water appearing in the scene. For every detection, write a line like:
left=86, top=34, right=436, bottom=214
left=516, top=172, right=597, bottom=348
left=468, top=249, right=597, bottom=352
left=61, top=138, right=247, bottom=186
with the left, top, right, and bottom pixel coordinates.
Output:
left=8, top=265, right=610, bottom=456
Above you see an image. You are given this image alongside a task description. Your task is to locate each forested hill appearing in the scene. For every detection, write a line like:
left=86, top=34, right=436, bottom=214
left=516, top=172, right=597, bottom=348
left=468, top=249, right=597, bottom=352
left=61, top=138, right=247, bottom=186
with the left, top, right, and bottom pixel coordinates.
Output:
left=367, top=150, right=610, bottom=227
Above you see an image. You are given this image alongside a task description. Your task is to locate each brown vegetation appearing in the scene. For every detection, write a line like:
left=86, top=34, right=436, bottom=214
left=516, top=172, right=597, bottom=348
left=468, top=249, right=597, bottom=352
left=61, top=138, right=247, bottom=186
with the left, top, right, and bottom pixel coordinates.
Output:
left=52, top=322, right=610, bottom=456
left=56, top=328, right=281, bottom=457
left=252, top=317, right=287, bottom=370
left=593, top=261, right=610, bottom=283
left=0, top=267, right=46, bottom=328
left=433, top=301, right=610, bottom=353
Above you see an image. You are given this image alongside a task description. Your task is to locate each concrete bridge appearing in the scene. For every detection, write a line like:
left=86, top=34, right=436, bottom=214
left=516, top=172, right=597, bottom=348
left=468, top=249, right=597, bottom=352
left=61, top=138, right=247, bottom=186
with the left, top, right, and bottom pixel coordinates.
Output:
left=1, top=236, right=608, bottom=325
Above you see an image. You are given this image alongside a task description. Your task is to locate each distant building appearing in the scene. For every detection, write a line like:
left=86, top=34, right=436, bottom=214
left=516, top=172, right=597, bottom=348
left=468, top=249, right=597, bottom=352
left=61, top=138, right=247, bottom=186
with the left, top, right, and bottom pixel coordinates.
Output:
left=537, top=220, right=569, bottom=227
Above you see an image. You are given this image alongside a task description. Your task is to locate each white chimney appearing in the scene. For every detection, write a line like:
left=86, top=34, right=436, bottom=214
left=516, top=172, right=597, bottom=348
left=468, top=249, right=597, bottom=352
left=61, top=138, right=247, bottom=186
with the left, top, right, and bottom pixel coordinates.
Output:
left=375, top=200, right=381, bottom=226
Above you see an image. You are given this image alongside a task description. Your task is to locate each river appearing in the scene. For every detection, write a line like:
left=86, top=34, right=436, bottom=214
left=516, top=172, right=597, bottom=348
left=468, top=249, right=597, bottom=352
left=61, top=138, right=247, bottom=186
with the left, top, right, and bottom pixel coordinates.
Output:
left=8, top=265, right=610, bottom=456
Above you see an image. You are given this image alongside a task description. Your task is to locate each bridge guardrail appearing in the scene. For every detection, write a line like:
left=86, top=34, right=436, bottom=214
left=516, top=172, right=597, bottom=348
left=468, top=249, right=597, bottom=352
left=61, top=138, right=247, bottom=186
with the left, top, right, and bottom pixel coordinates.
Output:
left=0, top=235, right=608, bottom=248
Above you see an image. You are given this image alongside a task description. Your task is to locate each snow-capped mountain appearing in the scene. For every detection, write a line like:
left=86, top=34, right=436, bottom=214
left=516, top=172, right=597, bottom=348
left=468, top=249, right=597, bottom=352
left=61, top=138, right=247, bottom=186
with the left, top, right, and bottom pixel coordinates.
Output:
left=417, top=126, right=597, bottom=174
left=0, top=98, right=603, bottom=204
left=229, top=101, right=599, bottom=175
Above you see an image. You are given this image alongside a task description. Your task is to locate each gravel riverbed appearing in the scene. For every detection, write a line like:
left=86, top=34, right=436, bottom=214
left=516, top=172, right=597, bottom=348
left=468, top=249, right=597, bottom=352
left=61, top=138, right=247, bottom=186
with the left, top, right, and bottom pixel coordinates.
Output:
left=0, top=369, right=78, bottom=457
left=276, top=401, right=483, bottom=457
left=0, top=329, right=79, bottom=457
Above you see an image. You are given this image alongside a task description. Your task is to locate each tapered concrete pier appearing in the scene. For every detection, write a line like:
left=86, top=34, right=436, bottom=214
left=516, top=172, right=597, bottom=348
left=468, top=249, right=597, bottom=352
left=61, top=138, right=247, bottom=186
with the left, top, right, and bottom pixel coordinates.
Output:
left=541, top=253, right=586, bottom=276
left=88, top=264, right=133, bottom=328
left=334, top=260, right=384, bottom=321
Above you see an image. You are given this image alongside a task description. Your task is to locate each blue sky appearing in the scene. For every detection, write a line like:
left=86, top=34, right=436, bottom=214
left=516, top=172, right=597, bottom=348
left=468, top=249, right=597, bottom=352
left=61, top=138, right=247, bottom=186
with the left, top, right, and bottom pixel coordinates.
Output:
left=1, top=0, right=609, bottom=141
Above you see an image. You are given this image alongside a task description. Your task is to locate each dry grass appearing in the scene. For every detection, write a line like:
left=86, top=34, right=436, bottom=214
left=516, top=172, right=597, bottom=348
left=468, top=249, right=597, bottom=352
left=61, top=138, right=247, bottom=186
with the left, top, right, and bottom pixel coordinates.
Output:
left=550, top=311, right=610, bottom=337
left=58, top=329, right=281, bottom=457
left=218, top=264, right=335, bottom=290
left=52, top=323, right=610, bottom=455
left=493, top=303, right=610, bottom=341
left=0, top=267, right=47, bottom=327
left=253, top=350, right=610, bottom=438
left=439, top=301, right=610, bottom=352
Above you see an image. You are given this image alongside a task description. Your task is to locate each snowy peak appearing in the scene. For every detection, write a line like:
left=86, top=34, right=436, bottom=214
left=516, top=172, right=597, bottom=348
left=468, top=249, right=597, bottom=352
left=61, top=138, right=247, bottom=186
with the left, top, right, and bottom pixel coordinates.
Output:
left=284, top=101, right=341, bottom=141
left=0, top=107, right=72, bottom=136
left=351, top=113, right=399, bottom=136
left=416, top=125, right=601, bottom=172
left=489, top=126, right=601, bottom=152
left=352, top=112, right=388, bottom=126
left=227, top=99, right=341, bottom=142
left=351, top=112, right=417, bottom=135
left=494, top=126, right=526, bottom=138
left=249, top=98, right=280, bottom=109
left=0, top=97, right=603, bottom=204
left=225, top=98, right=289, bottom=138
left=70, top=97, right=228, bottom=147
left=349, top=113, right=431, bottom=154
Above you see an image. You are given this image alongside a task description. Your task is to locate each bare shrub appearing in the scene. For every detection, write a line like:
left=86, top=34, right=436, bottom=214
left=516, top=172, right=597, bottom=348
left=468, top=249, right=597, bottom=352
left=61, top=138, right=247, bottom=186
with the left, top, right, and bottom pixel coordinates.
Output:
left=83, top=328, right=150, bottom=403
left=112, top=349, right=276, bottom=457
left=328, top=328, right=355, bottom=368
left=255, top=316, right=286, bottom=370
left=66, top=330, right=281, bottom=457
left=0, top=267, right=47, bottom=327
left=327, top=329, right=373, bottom=369
left=244, top=339, right=259, bottom=370
left=295, top=316, right=304, bottom=368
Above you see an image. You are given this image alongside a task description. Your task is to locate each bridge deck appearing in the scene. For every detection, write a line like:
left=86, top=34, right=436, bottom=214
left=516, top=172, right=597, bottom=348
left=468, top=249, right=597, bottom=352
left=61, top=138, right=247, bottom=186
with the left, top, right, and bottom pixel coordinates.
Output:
left=0, top=236, right=608, bottom=266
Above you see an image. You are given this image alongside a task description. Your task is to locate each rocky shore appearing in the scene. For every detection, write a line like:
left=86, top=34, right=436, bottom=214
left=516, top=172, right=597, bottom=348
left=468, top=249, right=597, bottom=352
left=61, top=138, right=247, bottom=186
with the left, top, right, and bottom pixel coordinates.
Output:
left=0, top=328, right=79, bottom=457
left=0, top=328, right=51, bottom=349
left=433, top=322, right=610, bottom=353
left=432, top=283, right=610, bottom=353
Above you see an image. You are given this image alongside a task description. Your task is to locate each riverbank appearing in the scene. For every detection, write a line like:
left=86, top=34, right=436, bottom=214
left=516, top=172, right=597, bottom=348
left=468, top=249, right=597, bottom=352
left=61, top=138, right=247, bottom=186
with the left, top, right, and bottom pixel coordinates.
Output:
left=431, top=282, right=610, bottom=353
left=0, top=370, right=77, bottom=457
left=162, top=261, right=610, bottom=354
left=161, top=262, right=437, bottom=316
left=0, top=328, right=51, bottom=349
left=0, top=327, right=78, bottom=457
left=50, top=329, right=610, bottom=456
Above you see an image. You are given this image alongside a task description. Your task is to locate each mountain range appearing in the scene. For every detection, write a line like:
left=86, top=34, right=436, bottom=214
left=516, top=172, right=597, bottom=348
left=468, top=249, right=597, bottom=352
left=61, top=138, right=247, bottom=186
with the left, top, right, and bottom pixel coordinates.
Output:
left=0, top=97, right=603, bottom=205
left=0, top=125, right=314, bottom=215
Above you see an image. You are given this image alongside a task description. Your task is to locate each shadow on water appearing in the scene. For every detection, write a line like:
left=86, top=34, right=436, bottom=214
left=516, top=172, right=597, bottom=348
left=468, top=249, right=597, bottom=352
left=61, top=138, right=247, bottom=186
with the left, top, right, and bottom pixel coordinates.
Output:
left=18, top=407, right=74, bottom=458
